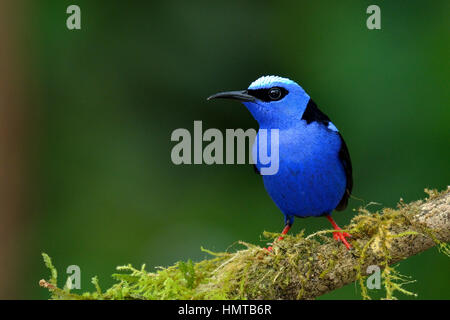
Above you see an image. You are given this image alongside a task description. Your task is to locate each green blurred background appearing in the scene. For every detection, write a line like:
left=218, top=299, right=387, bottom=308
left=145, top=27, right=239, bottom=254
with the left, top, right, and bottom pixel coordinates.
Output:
left=1, top=0, right=448, bottom=299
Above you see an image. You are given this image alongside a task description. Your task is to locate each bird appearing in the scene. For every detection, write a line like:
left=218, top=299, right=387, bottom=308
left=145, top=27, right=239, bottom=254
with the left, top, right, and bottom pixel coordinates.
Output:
left=207, top=75, right=353, bottom=250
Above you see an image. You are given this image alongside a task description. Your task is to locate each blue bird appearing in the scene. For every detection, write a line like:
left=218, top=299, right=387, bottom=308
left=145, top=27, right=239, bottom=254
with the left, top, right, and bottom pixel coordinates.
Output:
left=208, top=76, right=353, bottom=250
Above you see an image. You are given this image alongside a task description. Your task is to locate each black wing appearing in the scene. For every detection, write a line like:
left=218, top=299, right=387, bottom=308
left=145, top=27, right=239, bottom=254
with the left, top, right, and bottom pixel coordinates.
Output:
left=335, top=133, right=353, bottom=211
left=302, top=99, right=353, bottom=211
left=301, top=99, right=331, bottom=126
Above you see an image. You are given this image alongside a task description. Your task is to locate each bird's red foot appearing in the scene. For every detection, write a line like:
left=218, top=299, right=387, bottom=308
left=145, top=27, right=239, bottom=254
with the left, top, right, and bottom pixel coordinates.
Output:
left=263, top=224, right=291, bottom=253
left=326, top=215, right=352, bottom=250
left=333, top=230, right=352, bottom=250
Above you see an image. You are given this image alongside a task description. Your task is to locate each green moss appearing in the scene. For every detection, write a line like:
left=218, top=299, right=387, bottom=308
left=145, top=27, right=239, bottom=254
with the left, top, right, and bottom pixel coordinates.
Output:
left=40, top=189, right=449, bottom=300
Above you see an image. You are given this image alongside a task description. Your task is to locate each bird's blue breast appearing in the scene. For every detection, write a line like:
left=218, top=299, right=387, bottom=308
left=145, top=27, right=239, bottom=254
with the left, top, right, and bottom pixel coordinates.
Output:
left=253, top=121, right=346, bottom=219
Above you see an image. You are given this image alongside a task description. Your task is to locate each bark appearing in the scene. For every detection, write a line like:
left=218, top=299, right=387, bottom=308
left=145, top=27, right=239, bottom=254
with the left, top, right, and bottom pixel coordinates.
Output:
left=39, top=189, right=450, bottom=300
left=280, top=189, right=450, bottom=299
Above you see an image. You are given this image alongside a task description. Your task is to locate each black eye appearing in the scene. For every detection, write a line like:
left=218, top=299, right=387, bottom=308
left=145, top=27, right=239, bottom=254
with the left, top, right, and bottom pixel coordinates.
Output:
left=246, top=87, right=288, bottom=102
left=268, top=87, right=282, bottom=100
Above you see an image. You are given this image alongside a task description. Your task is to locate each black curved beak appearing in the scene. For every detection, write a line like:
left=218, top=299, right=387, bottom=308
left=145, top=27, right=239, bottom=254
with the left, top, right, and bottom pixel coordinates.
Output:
left=207, top=90, right=255, bottom=102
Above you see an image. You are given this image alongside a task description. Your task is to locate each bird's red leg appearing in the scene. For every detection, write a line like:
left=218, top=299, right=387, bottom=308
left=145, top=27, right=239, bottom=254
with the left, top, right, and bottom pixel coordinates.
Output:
left=326, top=215, right=351, bottom=250
left=266, top=224, right=291, bottom=252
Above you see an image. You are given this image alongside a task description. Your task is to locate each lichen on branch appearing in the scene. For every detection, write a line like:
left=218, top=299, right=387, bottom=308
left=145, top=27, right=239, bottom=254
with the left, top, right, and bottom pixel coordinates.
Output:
left=40, top=188, right=450, bottom=300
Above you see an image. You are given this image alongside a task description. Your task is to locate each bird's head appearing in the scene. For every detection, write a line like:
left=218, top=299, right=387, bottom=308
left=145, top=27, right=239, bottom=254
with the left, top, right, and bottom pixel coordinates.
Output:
left=208, top=75, right=310, bottom=128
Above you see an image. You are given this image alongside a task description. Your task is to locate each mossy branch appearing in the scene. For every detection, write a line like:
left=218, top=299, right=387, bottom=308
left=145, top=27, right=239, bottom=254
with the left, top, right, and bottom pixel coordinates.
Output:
left=40, top=188, right=450, bottom=300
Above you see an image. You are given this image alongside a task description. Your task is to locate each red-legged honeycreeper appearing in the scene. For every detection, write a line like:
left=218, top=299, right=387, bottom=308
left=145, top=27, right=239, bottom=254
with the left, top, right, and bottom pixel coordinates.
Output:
left=208, top=76, right=353, bottom=250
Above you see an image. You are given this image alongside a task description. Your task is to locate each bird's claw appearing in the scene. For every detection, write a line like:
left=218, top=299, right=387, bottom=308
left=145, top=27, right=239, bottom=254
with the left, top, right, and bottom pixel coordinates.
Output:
left=333, top=231, right=352, bottom=250
left=333, top=231, right=351, bottom=240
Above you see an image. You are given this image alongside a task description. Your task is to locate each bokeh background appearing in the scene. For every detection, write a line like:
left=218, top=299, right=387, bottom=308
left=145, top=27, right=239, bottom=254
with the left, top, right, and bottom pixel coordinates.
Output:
left=1, top=0, right=448, bottom=299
